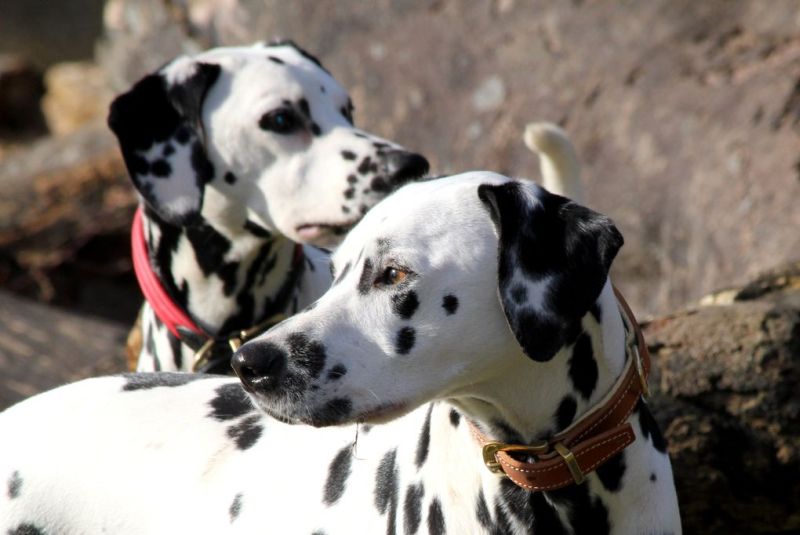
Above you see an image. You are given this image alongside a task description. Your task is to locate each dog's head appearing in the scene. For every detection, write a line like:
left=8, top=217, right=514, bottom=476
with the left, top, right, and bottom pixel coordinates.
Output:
left=232, top=172, right=623, bottom=426
left=108, top=40, right=429, bottom=247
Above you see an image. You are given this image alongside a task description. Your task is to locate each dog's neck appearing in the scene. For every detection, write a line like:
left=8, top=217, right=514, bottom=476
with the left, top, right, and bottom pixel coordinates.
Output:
left=141, top=205, right=302, bottom=337
left=451, top=281, right=626, bottom=445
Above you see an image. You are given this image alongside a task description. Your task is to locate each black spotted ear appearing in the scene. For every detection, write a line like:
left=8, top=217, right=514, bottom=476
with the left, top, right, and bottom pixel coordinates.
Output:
left=107, top=61, right=221, bottom=226
left=478, top=181, right=623, bottom=362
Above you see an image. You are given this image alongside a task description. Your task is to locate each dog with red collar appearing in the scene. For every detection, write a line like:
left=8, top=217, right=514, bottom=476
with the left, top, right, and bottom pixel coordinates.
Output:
left=109, top=40, right=429, bottom=374
left=0, top=172, right=680, bottom=534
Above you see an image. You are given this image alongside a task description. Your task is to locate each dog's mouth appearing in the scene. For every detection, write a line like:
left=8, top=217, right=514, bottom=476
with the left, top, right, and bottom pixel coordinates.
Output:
left=253, top=397, right=409, bottom=428
left=296, top=221, right=358, bottom=243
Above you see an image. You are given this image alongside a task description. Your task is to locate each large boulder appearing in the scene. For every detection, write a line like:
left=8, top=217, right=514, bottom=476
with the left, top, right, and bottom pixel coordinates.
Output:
left=645, top=262, right=800, bottom=534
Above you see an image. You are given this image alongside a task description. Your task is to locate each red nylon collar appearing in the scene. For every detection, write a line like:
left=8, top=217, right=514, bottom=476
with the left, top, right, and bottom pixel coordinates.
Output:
left=131, top=207, right=205, bottom=339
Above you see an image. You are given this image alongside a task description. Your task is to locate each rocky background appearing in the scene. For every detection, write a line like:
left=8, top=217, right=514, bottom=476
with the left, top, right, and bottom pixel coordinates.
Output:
left=0, top=1, right=798, bottom=533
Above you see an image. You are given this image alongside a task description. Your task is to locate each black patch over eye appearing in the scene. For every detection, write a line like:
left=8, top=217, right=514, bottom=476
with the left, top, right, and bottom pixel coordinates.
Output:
left=376, top=266, right=408, bottom=287
left=259, top=108, right=300, bottom=134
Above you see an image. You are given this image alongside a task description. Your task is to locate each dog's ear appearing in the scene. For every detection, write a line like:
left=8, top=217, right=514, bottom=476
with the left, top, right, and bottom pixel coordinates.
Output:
left=108, top=60, right=221, bottom=226
left=478, top=181, right=623, bottom=362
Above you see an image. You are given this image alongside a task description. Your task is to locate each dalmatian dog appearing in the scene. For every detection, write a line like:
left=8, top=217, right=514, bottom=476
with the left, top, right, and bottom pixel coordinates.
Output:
left=0, top=172, right=681, bottom=534
left=108, top=40, right=429, bottom=373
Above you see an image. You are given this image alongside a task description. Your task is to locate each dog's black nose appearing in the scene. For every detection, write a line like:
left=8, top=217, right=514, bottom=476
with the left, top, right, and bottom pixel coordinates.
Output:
left=232, top=341, right=287, bottom=393
left=385, top=151, right=429, bottom=186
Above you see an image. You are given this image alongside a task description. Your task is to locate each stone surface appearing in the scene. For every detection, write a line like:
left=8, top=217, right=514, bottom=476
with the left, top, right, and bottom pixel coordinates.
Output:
left=644, top=262, right=800, bottom=534
left=0, top=123, right=140, bottom=322
left=41, top=61, right=114, bottom=136
left=0, top=290, right=128, bottom=411
left=0, top=55, right=46, bottom=140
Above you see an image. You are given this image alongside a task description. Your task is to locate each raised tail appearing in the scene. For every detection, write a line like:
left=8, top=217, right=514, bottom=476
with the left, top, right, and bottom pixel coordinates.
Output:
left=524, top=122, right=584, bottom=203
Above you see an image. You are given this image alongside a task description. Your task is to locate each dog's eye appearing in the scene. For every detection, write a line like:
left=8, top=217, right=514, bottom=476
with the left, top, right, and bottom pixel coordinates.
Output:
left=259, top=108, right=300, bottom=134
left=376, top=266, right=408, bottom=286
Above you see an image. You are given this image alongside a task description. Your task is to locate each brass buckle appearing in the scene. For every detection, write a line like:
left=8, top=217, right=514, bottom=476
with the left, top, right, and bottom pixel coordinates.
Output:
left=482, top=441, right=549, bottom=475
left=553, top=442, right=585, bottom=485
left=191, top=338, right=216, bottom=371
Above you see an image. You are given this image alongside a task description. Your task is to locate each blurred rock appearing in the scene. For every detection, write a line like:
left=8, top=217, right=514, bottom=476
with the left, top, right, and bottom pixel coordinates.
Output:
left=42, top=61, right=114, bottom=136
left=0, top=55, right=46, bottom=140
left=0, top=290, right=127, bottom=411
left=645, top=261, right=800, bottom=534
left=0, top=123, right=140, bottom=322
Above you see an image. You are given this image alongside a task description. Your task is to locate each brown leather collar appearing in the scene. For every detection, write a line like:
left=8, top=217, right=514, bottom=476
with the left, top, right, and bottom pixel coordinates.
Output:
left=470, top=286, right=651, bottom=492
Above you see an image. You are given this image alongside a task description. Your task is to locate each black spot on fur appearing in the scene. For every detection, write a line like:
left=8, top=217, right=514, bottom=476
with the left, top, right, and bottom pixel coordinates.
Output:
left=341, top=150, right=357, bottom=160
left=475, top=489, right=492, bottom=529
left=589, top=302, right=602, bottom=322
left=327, top=364, right=347, bottom=380
left=638, top=400, right=668, bottom=453
left=229, top=493, right=243, bottom=522
left=269, top=39, right=330, bottom=74
left=395, top=326, right=416, bottom=355
left=510, top=284, right=527, bottom=305
left=554, top=395, right=578, bottom=431
left=374, top=449, right=399, bottom=533
left=392, top=290, right=419, bottom=319
left=347, top=174, right=358, bottom=184
left=208, top=382, right=255, bottom=421
left=267, top=55, right=285, bottom=65
left=320, top=85, right=326, bottom=93
left=121, top=372, right=207, bottom=391
left=7, top=524, right=45, bottom=535
left=404, top=483, right=425, bottom=534
left=150, top=158, right=172, bottom=177
left=316, top=398, right=353, bottom=425
left=324, top=444, right=353, bottom=505
left=243, top=219, right=271, bottom=238
left=7, top=471, right=22, bottom=499
left=162, top=143, right=175, bottom=156
left=342, top=205, right=350, bottom=213
left=311, top=122, right=321, bottom=136
left=297, top=98, right=311, bottom=118
left=287, top=333, right=327, bottom=379
left=370, top=176, right=389, bottom=192
left=650, top=472, right=657, bottom=482
left=358, top=258, right=374, bottom=295
left=449, top=409, right=461, bottom=428
left=547, top=483, right=610, bottom=535
left=568, top=332, right=598, bottom=400
left=191, top=141, right=215, bottom=184
left=227, top=414, right=263, bottom=450
left=224, top=171, right=237, bottom=184
left=596, top=451, right=626, bottom=492
left=359, top=204, right=368, bottom=215
left=530, top=492, right=569, bottom=534
left=427, top=498, right=446, bottom=535
left=333, top=262, right=351, bottom=285
left=415, top=405, right=433, bottom=469
left=344, top=187, right=355, bottom=199
left=357, top=156, right=373, bottom=175
left=175, top=125, right=191, bottom=144
left=442, top=295, right=458, bottom=315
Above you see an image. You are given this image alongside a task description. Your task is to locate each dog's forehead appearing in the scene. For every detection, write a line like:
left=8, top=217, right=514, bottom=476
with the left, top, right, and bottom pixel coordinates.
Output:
left=333, top=172, right=512, bottom=262
left=174, top=43, right=347, bottom=99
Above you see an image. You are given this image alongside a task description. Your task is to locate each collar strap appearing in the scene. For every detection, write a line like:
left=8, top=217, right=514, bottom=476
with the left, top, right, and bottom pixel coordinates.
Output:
left=471, top=286, right=650, bottom=492
left=132, top=207, right=304, bottom=373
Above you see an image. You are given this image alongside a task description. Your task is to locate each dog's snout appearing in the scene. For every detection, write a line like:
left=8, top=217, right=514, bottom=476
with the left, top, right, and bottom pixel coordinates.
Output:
left=385, top=150, right=429, bottom=186
left=232, top=341, right=287, bottom=393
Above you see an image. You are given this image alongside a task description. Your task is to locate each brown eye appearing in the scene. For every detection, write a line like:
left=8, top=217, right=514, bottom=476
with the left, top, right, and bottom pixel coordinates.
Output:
left=377, top=266, right=407, bottom=286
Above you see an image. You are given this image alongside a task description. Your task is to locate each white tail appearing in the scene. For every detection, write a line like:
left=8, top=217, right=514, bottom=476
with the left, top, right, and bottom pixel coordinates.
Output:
left=524, top=122, right=584, bottom=203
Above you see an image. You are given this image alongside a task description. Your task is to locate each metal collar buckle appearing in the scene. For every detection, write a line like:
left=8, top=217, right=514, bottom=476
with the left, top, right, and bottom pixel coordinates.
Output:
left=191, top=313, right=288, bottom=372
left=482, top=440, right=549, bottom=475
